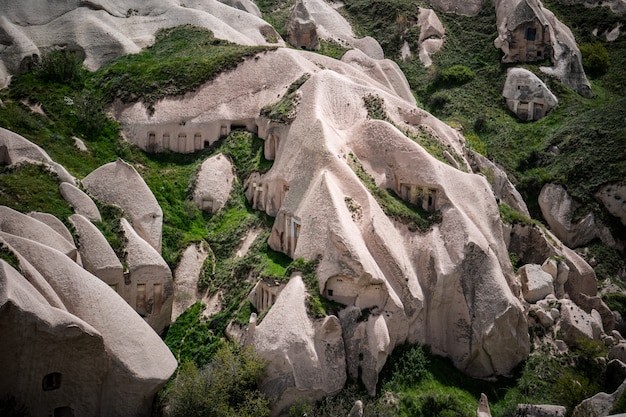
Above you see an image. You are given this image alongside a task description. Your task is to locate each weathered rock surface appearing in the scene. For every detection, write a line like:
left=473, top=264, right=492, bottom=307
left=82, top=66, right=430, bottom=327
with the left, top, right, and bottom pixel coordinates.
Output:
left=217, top=0, right=262, bottom=17
left=121, top=218, right=173, bottom=334
left=0, top=232, right=177, bottom=417
left=192, top=153, right=234, bottom=214
left=59, top=181, right=101, bottom=222
left=557, top=0, right=626, bottom=14
left=0, top=206, right=78, bottom=262
left=83, top=159, right=163, bottom=253
left=27, top=211, right=75, bottom=245
left=503, top=68, right=558, bottom=121
left=415, top=8, right=445, bottom=67
left=478, top=393, right=492, bottom=417
left=252, top=274, right=346, bottom=414
left=558, top=298, right=602, bottom=347
left=172, top=243, right=208, bottom=321
left=494, top=0, right=593, bottom=97
left=596, top=182, right=626, bottom=227
left=0, top=0, right=282, bottom=76
left=539, top=183, right=615, bottom=248
left=286, top=0, right=320, bottom=50
left=68, top=213, right=124, bottom=291
left=519, top=264, right=554, bottom=303
left=572, top=379, right=626, bottom=417
left=0, top=127, right=75, bottom=184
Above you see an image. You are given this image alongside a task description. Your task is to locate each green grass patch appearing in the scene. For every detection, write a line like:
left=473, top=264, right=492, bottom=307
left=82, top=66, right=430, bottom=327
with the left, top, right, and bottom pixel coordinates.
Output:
left=363, top=93, right=389, bottom=121
left=347, top=153, right=440, bottom=231
left=95, top=25, right=275, bottom=111
left=260, top=74, right=310, bottom=124
left=0, top=243, right=21, bottom=272
left=318, top=40, right=351, bottom=60
left=0, top=164, right=73, bottom=220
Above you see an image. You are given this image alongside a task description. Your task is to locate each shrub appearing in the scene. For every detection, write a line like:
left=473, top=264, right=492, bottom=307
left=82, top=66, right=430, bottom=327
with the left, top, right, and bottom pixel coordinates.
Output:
left=38, top=49, right=86, bottom=84
left=429, top=91, right=451, bottom=110
left=439, top=65, right=475, bottom=86
left=579, top=41, right=610, bottom=78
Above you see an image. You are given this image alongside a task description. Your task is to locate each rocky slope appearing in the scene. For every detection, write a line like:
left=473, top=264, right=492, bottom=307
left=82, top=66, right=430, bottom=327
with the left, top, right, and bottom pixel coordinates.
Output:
left=0, top=0, right=625, bottom=415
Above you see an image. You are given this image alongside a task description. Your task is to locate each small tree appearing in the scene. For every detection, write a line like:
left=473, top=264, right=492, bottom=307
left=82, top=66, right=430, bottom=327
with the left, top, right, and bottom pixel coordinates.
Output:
left=579, top=41, right=610, bottom=78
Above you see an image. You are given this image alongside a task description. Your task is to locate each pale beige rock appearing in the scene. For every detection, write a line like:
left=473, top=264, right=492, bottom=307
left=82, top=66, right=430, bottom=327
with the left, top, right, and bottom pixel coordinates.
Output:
left=596, top=182, right=626, bottom=227
left=539, top=183, right=615, bottom=248
left=573, top=379, right=626, bottom=417
left=503, top=68, right=558, bottom=121
left=416, top=8, right=445, bottom=67
left=59, top=182, right=101, bottom=222
left=609, top=342, right=626, bottom=363
left=121, top=218, right=173, bottom=333
left=27, top=211, right=74, bottom=245
left=192, top=153, right=234, bottom=214
left=494, top=0, right=593, bottom=97
left=68, top=214, right=124, bottom=293
left=0, top=0, right=283, bottom=76
left=253, top=274, right=346, bottom=414
left=519, top=264, right=554, bottom=303
left=73, top=136, right=88, bottom=152
left=248, top=279, right=286, bottom=311
left=83, top=159, right=163, bottom=253
left=286, top=0, right=320, bottom=50
left=558, top=298, right=602, bottom=347
left=477, top=393, right=492, bottom=417
left=172, top=243, right=208, bottom=321
left=0, top=127, right=75, bottom=184
left=516, top=404, right=566, bottom=416
left=0, top=233, right=177, bottom=417
left=217, top=0, right=262, bottom=17
left=347, top=400, right=364, bottom=417
left=0, top=206, right=78, bottom=262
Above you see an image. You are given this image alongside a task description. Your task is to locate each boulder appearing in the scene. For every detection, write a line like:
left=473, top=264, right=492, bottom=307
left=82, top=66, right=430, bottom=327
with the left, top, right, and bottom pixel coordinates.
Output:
left=0, top=233, right=177, bottom=417
left=0, top=206, right=78, bottom=262
left=477, top=393, right=492, bottom=417
left=503, top=68, right=558, bottom=121
left=286, top=0, right=320, bottom=50
left=516, top=404, right=566, bottom=416
left=415, top=8, right=445, bottom=67
left=0, top=127, right=75, bottom=184
left=121, top=218, right=173, bottom=334
left=572, top=379, right=626, bottom=417
left=519, top=264, right=555, bottom=303
left=192, top=153, right=234, bottom=214
left=596, top=182, right=626, bottom=227
left=539, top=183, right=615, bottom=248
left=27, top=211, right=74, bottom=245
left=493, top=0, right=592, bottom=97
left=172, top=243, right=208, bottom=321
left=558, top=299, right=602, bottom=347
left=252, top=274, right=346, bottom=414
left=347, top=400, right=364, bottom=417
left=609, top=342, right=626, bottom=363
left=68, top=214, right=124, bottom=293
left=59, top=181, right=101, bottom=222
left=83, top=159, right=163, bottom=253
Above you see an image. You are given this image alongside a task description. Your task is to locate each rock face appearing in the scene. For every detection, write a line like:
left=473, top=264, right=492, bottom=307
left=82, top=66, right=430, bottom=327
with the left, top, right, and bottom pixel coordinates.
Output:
left=430, top=0, right=487, bottom=15
left=539, top=183, right=615, bottom=248
left=572, top=379, right=626, bottom=417
left=516, top=404, right=566, bottom=417
left=59, top=181, right=102, bottom=222
left=114, top=45, right=530, bottom=404
left=172, top=243, right=208, bottom=321
left=286, top=0, right=320, bottom=50
left=193, top=153, right=235, bottom=213
left=558, top=298, right=602, bottom=347
left=83, top=159, right=163, bottom=253
left=121, top=218, right=173, bottom=334
left=494, top=0, right=592, bottom=97
left=252, top=274, right=346, bottom=414
left=503, top=68, right=558, bottom=121
left=0, top=0, right=282, bottom=76
left=0, top=232, right=177, bottom=417
left=415, top=8, right=445, bottom=67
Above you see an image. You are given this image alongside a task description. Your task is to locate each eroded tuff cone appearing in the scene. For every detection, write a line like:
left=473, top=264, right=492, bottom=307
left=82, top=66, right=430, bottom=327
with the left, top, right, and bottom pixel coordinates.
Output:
left=414, top=8, right=445, bottom=67
left=59, top=181, right=101, bottom=222
left=83, top=159, right=163, bottom=253
left=253, top=274, right=346, bottom=414
left=0, top=234, right=177, bottom=417
left=0, top=0, right=282, bottom=75
left=193, top=153, right=234, bottom=214
left=494, top=0, right=592, bottom=97
left=503, top=68, right=558, bottom=121
left=286, top=0, right=320, bottom=50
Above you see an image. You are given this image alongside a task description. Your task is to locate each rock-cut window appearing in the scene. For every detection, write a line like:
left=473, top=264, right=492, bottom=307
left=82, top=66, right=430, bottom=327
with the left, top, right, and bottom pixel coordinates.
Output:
left=525, top=27, right=537, bottom=41
left=43, top=372, right=62, bottom=391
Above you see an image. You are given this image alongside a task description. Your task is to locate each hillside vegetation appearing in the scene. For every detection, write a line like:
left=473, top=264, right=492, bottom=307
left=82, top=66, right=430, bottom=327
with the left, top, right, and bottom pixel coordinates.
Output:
left=0, top=3, right=625, bottom=416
